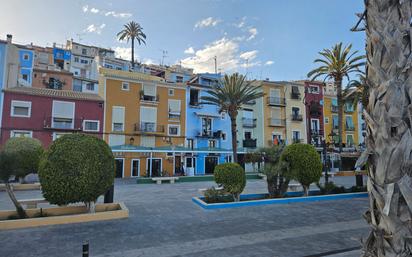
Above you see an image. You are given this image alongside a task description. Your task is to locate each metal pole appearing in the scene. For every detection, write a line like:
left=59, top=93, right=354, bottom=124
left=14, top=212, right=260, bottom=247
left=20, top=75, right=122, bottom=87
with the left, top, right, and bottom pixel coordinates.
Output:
left=149, top=149, right=153, bottom=177
left=82, top=241, right=89, bottom=257
left=323, top=139, right=329, bottom=184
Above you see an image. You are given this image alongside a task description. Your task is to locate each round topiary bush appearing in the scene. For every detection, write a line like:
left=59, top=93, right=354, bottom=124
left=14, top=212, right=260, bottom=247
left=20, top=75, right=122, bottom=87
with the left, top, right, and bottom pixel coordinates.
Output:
left=214, top=163, right=246, bottom=201
left=281, top=143, right=322, bottom=196
left=39, top=134, right=115, bottom=212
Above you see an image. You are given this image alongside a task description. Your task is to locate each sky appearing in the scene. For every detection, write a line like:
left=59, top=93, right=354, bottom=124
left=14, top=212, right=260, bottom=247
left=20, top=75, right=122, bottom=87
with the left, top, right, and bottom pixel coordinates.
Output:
left=0, top=0, right=365, bottom=81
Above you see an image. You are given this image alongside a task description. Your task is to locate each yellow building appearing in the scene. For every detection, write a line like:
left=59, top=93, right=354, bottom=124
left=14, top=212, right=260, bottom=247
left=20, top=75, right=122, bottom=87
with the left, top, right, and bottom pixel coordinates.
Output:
left=98, top=68, right=186, bottom=178
left=284, top=81, right=307, bottom=144
left=260, top=81, right=287, bottom=146
left=323, top=82, right=359, bottom=148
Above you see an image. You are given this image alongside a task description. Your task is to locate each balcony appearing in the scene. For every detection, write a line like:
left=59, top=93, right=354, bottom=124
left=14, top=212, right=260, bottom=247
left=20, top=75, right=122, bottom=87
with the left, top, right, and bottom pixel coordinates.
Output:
left=189, top=100, right=200, bottom=107
left=292, top=138, right=304, bottom=144
left=331, top=105, right=339, bottom=113
left=290, top=92, right=301, bottom=100
left=168, top=111, right=181, bottom=120
left=291, top=114, right=303, bottom=121
left=243, top=138, right=257, bottom=148
left=268, top=139, right=285, bottom=146
left=346, top=126, right=355, bottom=131
left=43, top=117, right=83, bottom=131
left=244, top=100, right=256, bottom=105
left=242, top=118, right=257, bottom=128
left=309, top=104, right=322, bottom=117
left=134, top=122, right=164, bottom=133
left=140, top=94, right=159, bottom=103
left=344, top=108, right=355, bottom=113
left=196, top=130, right=222, bottom=138
left=268, top=118, right=286, bottom=127
left=267, top=97, right=286, bottom=106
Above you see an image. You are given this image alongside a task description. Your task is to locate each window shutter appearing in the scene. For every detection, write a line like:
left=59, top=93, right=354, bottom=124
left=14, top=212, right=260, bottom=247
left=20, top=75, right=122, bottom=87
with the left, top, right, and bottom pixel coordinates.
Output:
left=108, top=134, right=125, bottom=146
left=140, top=107, right=157, bottom=122
left=270, top=108, right=280, bottom=118
left=168, top=100, right=181, bottom=113
left=53, top=101, right=74, bottom=119
left=143, top=84, right=156, bottom=96
left=141, top=136, right=155, bottom=147
left=112, top=106, right=125, bottom=124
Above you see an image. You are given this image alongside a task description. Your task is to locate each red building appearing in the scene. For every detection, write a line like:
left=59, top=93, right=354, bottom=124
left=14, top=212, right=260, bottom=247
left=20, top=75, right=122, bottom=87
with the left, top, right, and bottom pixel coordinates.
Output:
left=1, top=87, right=104, bottom=147
left=303, top=80, right=325, bottom=146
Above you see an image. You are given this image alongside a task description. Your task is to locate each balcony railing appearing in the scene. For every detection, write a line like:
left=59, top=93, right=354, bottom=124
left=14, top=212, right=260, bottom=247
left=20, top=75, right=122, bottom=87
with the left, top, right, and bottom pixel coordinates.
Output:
left=346, top=126, right=355, bottom=131
left=267, top=97, right=286, bottom=106
left=189, top=100, right=200, bottom=107
left=244, top=100, right=256, bottom=105
left=292, top=138, right=304, bottom=144
left=268, top=118, right=286, bottom=127
left=310, top=129, right=323, bottom=136
left=196, top=130, right=222, bottom=138
left=291, top=114, right=303, bottom=121
left=243, top=139, right=257, bottom=148
left=134, top=122, right=164, bottom=133
left=140, top=94, right=159, bottom=102
left=242, top=118, right=257, bottom=128
left=268, top=139, right=285, bottom=146
left=331, top=105, right=339, bottom=113
left=168, top=111, right=181, bottom=120
left=290, top=92, right=301, bottom=100
left=344, top=108, right=354, bottom=113
left=43, top=117, right=83, bottom=131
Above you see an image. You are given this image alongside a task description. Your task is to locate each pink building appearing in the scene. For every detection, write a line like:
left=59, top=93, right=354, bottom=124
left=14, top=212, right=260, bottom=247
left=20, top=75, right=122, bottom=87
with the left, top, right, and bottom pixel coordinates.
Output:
left=1, top=87, right=104, bottom=147
left=303, top=80, right=325, bottom=146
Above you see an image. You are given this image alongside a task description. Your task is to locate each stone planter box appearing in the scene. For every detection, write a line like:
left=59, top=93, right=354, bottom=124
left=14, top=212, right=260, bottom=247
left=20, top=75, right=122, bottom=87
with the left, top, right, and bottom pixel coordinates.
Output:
left=192, top=192, right=368, bottom=210
left=0, top=202, right=128, bottom=230
left=0, top=183, right=41, bottom=191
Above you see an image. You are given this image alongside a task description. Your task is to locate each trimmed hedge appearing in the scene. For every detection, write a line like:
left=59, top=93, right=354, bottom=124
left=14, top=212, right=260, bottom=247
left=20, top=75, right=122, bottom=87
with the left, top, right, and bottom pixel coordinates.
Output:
left=281, top=143, right=322, bottom=196
left=39, top=134, right=115, bottom=207
left=214, top=163, right=246, bottom=201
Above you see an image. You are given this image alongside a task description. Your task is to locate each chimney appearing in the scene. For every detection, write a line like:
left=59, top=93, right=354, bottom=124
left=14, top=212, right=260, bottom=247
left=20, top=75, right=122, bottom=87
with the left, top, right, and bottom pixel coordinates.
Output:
left=6, top=34, right=12, bottom=44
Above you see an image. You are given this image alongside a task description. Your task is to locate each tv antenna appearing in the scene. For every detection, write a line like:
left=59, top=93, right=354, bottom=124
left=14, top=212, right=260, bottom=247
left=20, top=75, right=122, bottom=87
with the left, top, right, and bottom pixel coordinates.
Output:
left=161, top=50, right=168, bottom=66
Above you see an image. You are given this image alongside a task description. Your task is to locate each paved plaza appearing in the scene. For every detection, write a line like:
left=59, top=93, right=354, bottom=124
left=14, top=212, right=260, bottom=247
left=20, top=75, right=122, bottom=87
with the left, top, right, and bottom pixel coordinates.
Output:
left=0, top=177, right=369, bottom=257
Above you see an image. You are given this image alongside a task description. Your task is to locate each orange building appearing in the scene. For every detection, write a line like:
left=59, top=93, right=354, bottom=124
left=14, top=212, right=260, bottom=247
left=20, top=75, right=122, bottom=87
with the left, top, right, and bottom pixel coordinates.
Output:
left=32, top=68, right=73, bottom=90
left=98, top=68, right=186, bottom=178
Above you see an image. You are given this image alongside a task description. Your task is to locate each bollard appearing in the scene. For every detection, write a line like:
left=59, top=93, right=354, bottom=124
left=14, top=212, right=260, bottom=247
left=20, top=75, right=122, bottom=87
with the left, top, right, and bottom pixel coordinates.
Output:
left=82, top=241, right=89, bottom=257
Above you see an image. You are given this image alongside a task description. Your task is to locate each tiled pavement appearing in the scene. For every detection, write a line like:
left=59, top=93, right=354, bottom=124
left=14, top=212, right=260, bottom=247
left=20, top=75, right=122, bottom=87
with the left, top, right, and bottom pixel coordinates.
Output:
left=0, top=177, right=369, bottom=257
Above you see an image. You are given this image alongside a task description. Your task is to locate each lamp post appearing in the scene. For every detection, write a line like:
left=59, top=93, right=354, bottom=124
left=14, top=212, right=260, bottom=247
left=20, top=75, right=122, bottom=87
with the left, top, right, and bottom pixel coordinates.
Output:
left=321, top=137, right=329, bottom=184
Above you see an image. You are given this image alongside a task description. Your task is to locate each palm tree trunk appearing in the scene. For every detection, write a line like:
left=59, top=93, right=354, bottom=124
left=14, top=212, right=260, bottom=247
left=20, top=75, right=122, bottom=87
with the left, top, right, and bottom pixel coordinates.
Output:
left=131, top=37, right=135, bottom=69
left=229, top=111, right=238, bottom=163
left=5, top=182, right=27, bottom=219
left=361, top=1, right=412, bottom=256
left=335, top=77, right=343, bottom=154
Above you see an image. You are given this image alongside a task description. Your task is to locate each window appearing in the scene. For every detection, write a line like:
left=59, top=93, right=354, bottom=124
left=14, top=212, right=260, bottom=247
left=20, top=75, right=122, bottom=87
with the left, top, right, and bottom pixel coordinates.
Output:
left=346, top=116, right=354, bottom=130
left=11, top=100, right=31, bottom=117
left=23, top=54, right=29, bottom=60
left=141, top=136, right=155, bottom=147
left=168, top=100, right=181, bottom=119
left=168, top=125, right=180, bottom=136
left=187, top=139, right=194, bottom=149
left=11, top=130, right=32, bottom=138
left=112, top=106, right=125, bottom=132
left=244, top=131, right=252, bottom=140
left=309, top=85, right=320, bottom=94
left=113, top=123, right=123, bottom=132
left=52, top=101, right=75, bottom=128
left=189, top=89, right=199, bottom=106
left=122, top=82, right=129, bottom=91
left=140, top=106, right=157, bottom=132
left=168, top=89, right=174, bottom=96
left=346, top=134, right=354, bottom=147
left=131, top=159, right=140, bottom=177
left=53, top=118, right=73, bottom=129
left=53, top=132, right=69, bottom=141
left=292, top=107, right=300, bottom=116
left=208, top=140, right=216, bottom=148
left=82, top=48, right=87, bottom=55
left=293, top=131, right=301, bottom=142
left=201, top=117, right=212, bottom=136
left=22, top=74, right=28, bottom=81
left=332, top=115, right=339, bottom=129
left=142, top=84, right=157, bottom=101
left=325, top=117, right=329, bottom=124
left=86, top=83, right=95, bottom=91
left=221, top=111, right=226, bottom=120
left=176, top=76, right=183, bottom=83
left=221, top=132, right=227, bottom=141
left=80, top=59, right=88, bottom=64
left=74, top=57, right=79, bottom=63
left=83, top=120, right=99, bottom=132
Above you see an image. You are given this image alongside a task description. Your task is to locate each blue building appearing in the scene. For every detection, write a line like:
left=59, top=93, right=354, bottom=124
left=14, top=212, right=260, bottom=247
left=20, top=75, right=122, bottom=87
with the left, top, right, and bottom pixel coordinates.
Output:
left=18, top=47, right=34, bottom=86
left=185, top=73, right=232, bottom=175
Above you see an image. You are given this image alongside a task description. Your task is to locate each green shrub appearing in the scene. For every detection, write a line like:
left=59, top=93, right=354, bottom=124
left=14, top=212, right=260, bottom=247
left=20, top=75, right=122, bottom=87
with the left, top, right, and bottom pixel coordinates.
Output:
left=203, top=187, right=231, bottom=203
left=281, top=144, right=322, bottom=196
left=39, top=134, right=115, bottom=212
left=214, top=163, right=246, bottom=202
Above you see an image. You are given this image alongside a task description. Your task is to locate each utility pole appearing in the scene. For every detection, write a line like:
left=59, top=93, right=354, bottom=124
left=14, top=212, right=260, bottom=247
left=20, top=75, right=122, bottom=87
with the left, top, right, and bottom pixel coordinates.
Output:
left=161, top=50, right=168, bottom=66
left=213, top=56, right=217, bottom=74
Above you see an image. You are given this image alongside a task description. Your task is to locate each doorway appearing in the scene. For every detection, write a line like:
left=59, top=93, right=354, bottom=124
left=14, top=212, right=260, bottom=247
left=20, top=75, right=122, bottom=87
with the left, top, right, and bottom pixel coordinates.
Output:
left=174, top=156, right=182, bottom=175
left=185, top=156, right=196, bottom=176
left=147, top=158, right=162, bottom=177
left=131, top=159, right=140, bottom=177
left=115, top=159, right=124, bottom=178
left=205, top=156, right=218, bottom=174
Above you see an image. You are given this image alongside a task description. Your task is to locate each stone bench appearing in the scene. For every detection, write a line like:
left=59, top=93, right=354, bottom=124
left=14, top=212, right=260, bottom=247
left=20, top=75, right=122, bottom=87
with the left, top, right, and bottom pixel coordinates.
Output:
left=18, top=198, right=48, bottom=209
left=152, top=177, right=179, bottom=184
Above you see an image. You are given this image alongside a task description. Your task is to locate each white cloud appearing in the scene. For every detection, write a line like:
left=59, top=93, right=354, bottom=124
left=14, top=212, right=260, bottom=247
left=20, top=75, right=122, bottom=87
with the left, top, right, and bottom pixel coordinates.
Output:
left=184, top=47, right=195, bottom=54
left=240, top=50, right=258, bottom=61
left=82, top=5, right=88, bottom=12
left=247, top=27, right=258, bottom=41
left=143, top=58, right=156, bottom=65
left=105, top=11, right=132, bottom=18
left=194, top=17, right=221, bottom=29
left=236, top=16, right=247, bottom=28
left=241, top=61, right=261, bottom=68
left=90, top=8, right=100, bottom=14
left=84, top=23, right=106, bottom=34
left=265, top=60, right=274, bottom=66
left=114, top=47, right=137, bottom=61
left=181, top=37, right=240, bottom=73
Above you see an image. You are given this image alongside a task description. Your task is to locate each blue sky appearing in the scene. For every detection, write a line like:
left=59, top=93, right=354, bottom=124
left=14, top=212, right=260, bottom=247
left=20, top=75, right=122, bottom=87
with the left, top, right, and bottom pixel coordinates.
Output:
left=0, top=0, right=365, bottom=81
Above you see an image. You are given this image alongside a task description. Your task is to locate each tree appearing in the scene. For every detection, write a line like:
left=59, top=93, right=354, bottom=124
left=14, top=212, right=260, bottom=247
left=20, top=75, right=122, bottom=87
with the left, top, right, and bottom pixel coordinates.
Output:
left=307, top=43, right=365, bottom=153
left=201, top=73, right=264, bottom=162
left=358, top=1, right=412, bottom=256
left=259, top=146, right=290, bottom=198
left=39, top=134, right=115, bottom=213
left=1, top=137, right=44, bottom=218
left=281, top=144, right=322, bottom=196
left=343, top=74, right=369, bottom=108
left=214, top=163, right=246, bottom=202
left=244, top=151, right=262, bottom=172
left=117, top=21, right=146, bottom=69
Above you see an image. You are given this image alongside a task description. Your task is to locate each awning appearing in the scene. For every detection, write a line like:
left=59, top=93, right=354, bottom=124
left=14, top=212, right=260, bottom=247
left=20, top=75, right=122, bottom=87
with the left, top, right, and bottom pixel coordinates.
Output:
left=194, top=112, right=221, bottom=118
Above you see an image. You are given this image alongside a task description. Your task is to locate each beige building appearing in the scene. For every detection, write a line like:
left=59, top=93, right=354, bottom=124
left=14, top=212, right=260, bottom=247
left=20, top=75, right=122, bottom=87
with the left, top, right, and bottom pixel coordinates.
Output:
left=284, top=81, right=307, bottom=144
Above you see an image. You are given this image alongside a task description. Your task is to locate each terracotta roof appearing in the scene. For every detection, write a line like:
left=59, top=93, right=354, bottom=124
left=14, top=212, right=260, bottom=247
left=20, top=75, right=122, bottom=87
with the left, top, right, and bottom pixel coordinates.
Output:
left=3, top=87, right=103, bottom=102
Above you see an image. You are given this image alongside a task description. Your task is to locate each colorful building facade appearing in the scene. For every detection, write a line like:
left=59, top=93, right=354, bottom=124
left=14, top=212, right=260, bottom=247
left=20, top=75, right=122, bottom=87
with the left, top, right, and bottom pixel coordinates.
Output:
left=303, top=80, right=325, bottom=146
left=284, top=81, right=307, bottom=144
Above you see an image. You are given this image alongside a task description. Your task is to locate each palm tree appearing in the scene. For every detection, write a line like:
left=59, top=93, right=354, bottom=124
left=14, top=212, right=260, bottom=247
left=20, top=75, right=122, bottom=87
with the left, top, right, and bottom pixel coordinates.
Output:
left=359, top=1, right=412, bottom=256
left=343, top=74, right=369, bottom=108
left=201, top=73, right=264, bottom=163
left=117, top=21, right=146, bottom=69
left=307, top=43, right=365, bottom=153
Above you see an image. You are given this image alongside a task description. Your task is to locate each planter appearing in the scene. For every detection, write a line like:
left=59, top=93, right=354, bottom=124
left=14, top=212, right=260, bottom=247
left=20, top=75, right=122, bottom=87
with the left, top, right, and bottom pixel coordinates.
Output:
left=192, top=192, right=368, bottom=210
left=136, top=173, right=261, bottom=184
left=0, top=202, right=128, bottom=230
left=0, top=183, right=41, bottom=191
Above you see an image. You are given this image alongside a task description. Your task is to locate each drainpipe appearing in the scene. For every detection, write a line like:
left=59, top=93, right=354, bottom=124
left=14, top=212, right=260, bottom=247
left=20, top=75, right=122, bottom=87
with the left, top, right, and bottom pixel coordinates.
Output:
left=149, top=148, right=153, bottom=177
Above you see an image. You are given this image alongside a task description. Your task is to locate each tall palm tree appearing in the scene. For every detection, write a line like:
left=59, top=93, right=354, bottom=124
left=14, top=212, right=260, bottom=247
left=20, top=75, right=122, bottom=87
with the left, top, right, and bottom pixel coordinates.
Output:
left=343, top=74, right=369, bottom=108
left=307, top=43, right=365, bottom=153
left=359, top=1, right=412, bottom=256
left=202, top=73, right=264, bottom=163
left=117, top=21, right=146, bottom=69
